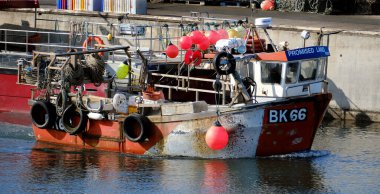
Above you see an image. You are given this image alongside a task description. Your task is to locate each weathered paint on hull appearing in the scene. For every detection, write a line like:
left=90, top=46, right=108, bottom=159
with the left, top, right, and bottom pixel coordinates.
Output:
left=33, top=93, right=332, bottom=158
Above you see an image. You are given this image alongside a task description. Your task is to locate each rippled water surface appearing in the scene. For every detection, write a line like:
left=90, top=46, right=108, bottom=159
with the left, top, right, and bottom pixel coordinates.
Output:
left=0, top=121, right=379, bottom=193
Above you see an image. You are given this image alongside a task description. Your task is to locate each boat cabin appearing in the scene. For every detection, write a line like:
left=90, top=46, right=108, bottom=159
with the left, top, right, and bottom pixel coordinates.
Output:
left=248, top=46, right=330, bottom=103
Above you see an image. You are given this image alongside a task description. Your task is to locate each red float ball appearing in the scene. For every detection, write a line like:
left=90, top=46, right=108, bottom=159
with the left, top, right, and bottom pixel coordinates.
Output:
left=179, top=36, right=193, bottom=50
left=217, top=29, right=229, bottom=39
left=206, top=30, right=221, bottom=45
left=192, top=50, right=202, bottom=66
left=197, top=37, right=210, bottom=51
left=190, top=30, right=205, bottom=44
left=165, top=43, right=179, bottom=58
left=205, top=121, right=229, bottom=150
left=184, top=50, right=194, bottom=65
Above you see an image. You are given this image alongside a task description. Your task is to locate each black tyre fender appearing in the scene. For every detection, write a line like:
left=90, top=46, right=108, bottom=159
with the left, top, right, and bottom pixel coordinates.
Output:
left=212, top=52, right=236, bottom=75
left=62, top=104, right=88, bottom=135
left=30, top=100, right=56, bottom=129
left=123, top=113, right=150, bottom=142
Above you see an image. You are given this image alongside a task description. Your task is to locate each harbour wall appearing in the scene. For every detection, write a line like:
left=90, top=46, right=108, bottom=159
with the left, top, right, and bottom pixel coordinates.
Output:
left=0, top=9, right=379, bottom=123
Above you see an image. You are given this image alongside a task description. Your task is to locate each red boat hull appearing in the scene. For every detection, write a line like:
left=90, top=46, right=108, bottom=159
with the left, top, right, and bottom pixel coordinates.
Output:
left=32, top=93, right=332, bottom=158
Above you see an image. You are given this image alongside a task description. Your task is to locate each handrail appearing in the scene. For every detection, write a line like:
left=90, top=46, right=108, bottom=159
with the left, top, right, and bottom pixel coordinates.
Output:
left=151, top=72, right=230, bottom=105
left=0, top=28, right=71, bottom=35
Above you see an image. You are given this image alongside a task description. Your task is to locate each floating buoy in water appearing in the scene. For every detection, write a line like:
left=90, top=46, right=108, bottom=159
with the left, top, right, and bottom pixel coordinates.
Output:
left=165, top=43, right=179, bottom=58
left=179, top=36, right=193, bottom=50
left=217, top=29, right=229, bottom=39
left=205, top=30, right=221, bottom=45
left=116, top=60, right=129, bottom=79
left=205, top=121, right=229, bottom=150
left=261, top=0, right=275, bottom=11
left=190, top=30, right=204, bottom=44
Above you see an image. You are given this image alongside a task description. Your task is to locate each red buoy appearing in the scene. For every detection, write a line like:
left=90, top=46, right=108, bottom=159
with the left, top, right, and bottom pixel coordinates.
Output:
left=165, top=43, right=179, bottom=58
left=206, top=30, right=221, bottom=45
left=205, top=121, right=229, bottom=150
left=184, top=50, right=194, bottom=65
left=179, top=36, right=193, bottom=50
left=192, top=50, right=202, bottom=66
left=190, top=30, right=204, bottom=44
left=217, top=29, right=229, bottom=39
left=197, top=36, right=210, bottom=51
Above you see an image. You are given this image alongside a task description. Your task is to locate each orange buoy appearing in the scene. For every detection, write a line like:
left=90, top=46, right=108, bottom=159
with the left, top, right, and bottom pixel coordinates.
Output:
left=261, top=0, right=275, bottom=11
left=205, top=121, right=229, bottom=150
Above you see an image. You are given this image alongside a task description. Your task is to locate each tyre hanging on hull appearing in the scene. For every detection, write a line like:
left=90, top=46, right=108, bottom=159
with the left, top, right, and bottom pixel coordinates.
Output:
left=30, top=101, right=57, bottom=129
left=123, top=113, right=150, bottom=142
left=62, top=104, right=88, bottom=135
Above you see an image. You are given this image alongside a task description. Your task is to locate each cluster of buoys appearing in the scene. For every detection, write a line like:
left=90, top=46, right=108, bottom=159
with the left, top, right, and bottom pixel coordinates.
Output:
left=164, top=29, right=232, bottom=61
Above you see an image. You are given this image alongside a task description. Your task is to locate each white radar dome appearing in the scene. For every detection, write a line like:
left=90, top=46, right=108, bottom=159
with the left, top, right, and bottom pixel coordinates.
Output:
left=255, top=17, right=272, bottom=28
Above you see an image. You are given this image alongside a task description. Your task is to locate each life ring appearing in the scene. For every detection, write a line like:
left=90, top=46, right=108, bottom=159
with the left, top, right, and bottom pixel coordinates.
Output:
left=82, top=36, right=105, bottom=56
left=30, top=101, right=57, bottom=129
left=212, top=52, right=236, bottom=75
left=62, top=104, right=88, bottom=135
left=123, top=113, right=150, bottom=142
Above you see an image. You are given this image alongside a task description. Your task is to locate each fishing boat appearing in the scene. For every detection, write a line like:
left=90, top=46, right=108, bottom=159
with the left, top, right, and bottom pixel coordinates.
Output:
left=15, top=17, right=331, bottom=158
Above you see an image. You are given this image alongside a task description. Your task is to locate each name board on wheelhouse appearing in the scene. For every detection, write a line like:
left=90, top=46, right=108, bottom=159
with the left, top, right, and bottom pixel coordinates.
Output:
left=286, top=46, right=330, bottom=61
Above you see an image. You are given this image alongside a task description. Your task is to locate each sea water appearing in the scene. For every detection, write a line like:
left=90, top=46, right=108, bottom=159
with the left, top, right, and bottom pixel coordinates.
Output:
left=0, top=120, right=379, bottom=193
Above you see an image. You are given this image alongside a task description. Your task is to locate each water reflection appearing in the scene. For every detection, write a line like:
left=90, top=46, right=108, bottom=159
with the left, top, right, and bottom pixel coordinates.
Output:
left=26, top=142, right=329, bottom=193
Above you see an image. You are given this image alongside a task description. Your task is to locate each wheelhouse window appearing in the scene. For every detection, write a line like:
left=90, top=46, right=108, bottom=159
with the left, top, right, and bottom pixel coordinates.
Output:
left=316, top=58, right=327, bottom=79
left=285, top=62, right=299, bottom=84
left=299, top=60, right=318, bottom=82
left=261, top=62, right=282, bottom=84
